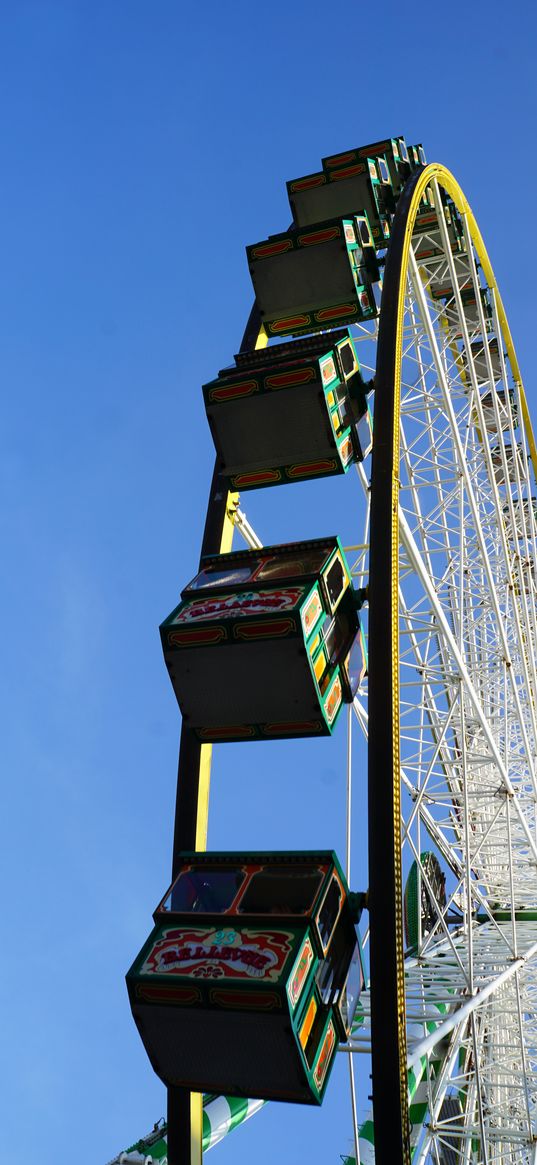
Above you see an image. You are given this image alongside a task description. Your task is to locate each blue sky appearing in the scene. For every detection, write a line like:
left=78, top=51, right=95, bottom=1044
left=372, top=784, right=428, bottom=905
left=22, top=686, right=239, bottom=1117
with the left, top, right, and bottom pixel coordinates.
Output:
left=1, top=1, right=536, bottom=1162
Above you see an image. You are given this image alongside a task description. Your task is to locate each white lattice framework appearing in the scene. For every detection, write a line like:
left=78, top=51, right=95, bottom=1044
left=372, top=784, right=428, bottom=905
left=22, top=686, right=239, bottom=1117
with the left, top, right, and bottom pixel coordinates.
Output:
left=340, top=178, right=537, bottom=1164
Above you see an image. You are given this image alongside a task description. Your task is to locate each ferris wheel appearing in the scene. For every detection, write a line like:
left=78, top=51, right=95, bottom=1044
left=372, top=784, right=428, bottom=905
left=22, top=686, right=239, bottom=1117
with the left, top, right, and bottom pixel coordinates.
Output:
left=110, top=140, right=537, bottom=1165
left=361, top=159, right=537, bottom=1165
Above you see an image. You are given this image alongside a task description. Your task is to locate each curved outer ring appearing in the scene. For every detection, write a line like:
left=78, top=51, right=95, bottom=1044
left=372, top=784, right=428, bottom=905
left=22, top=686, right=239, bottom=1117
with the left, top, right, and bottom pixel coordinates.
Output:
left=367, top=162, right=536, bottom=1165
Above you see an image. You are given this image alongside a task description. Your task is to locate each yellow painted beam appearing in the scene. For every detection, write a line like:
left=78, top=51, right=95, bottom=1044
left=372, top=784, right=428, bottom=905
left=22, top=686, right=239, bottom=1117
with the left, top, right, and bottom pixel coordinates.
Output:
left=190, top=325, right=267, bottom=857
left=190, top=1093, right=203, bottom=1165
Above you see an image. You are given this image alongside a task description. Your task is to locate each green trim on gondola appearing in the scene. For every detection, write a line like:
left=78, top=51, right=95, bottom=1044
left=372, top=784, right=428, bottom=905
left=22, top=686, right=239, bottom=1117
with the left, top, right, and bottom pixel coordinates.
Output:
left=127, top=851, right=365, bottom=1107
left=246, top=214, right=380, bottom=339
left=203, top=329, right=373, bottom=490
left=322, top=136, right=411, bottom=197
left=159, top=537, right=365, bottom=741
left=287, top=155, right=394, bottom=243
left=403, top=852, right=447, bottom=951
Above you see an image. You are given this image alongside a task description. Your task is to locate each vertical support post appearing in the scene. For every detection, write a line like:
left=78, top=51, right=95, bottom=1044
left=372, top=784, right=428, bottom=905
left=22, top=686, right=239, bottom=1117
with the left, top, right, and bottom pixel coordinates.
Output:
left=166, top=464, right=236, bottom=1165
left=166, top=311, right=267, bottom=1165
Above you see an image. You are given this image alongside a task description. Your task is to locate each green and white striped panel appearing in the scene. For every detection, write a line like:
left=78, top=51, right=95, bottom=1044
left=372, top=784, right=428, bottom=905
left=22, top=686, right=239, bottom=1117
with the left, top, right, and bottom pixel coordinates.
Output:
left=342, top=995, right=449, bottom=1163
left=113, top=1095, right=265, bottom=1163
left=203, top=1095, right=265, bottom=1151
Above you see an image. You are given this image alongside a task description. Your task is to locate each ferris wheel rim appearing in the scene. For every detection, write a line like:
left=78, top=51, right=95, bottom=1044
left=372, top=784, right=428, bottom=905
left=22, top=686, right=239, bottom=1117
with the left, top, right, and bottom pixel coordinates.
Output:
left=367, top=161, right=537, bottom=1165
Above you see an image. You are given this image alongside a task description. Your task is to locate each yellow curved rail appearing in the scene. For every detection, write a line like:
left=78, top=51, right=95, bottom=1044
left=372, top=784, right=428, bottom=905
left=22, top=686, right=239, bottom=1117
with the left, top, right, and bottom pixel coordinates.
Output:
left=370, top=162, right=533, bottom=1164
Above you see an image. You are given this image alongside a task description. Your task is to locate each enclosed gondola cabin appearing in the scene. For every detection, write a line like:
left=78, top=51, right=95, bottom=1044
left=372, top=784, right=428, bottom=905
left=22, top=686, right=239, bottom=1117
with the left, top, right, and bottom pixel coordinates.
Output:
left=427, top=266, right=473, bottom=301
left=160, top=537, right=367, bottom=742
left=246, top=215, right=380, bottom=339
left=409, top=142, right=427, bottom=169
left=412, top=198, right=465, bottom=263
left=475, top=388, right=515, bottom=435
left=203, top=329, right=373, bottom=491
left=463, top=337, right=502, bottom=385
left=127, top=851, right=366, bottom=1105
left=286, top=156, right=394, bottom=243
left=435, top=285, right=493, bottom=341
left=491, top=442, right=525, bottom=485
left=322, top=136, right=411, bottom=197
left=404, top=852, right=446, bottom=950
left=505, top=497, right=537, bottom=539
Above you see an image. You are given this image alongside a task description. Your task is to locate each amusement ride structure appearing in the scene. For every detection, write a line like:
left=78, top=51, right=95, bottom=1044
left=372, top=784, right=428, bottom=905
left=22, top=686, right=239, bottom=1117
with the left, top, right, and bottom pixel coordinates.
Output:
left=109, top=137, right=537, bottom=1165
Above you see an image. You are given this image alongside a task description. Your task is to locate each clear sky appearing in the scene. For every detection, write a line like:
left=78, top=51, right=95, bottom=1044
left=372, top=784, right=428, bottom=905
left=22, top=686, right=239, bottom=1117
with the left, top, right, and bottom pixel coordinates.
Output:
left=1, top=2, right=536, bottom=1163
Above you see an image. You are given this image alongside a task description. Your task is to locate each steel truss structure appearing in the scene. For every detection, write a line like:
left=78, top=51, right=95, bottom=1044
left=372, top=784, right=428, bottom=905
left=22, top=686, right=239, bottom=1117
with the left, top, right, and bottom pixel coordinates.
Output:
left=113, top=161, right=537, bottom=1165
left=361, top=166, right=537, bottom=1165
